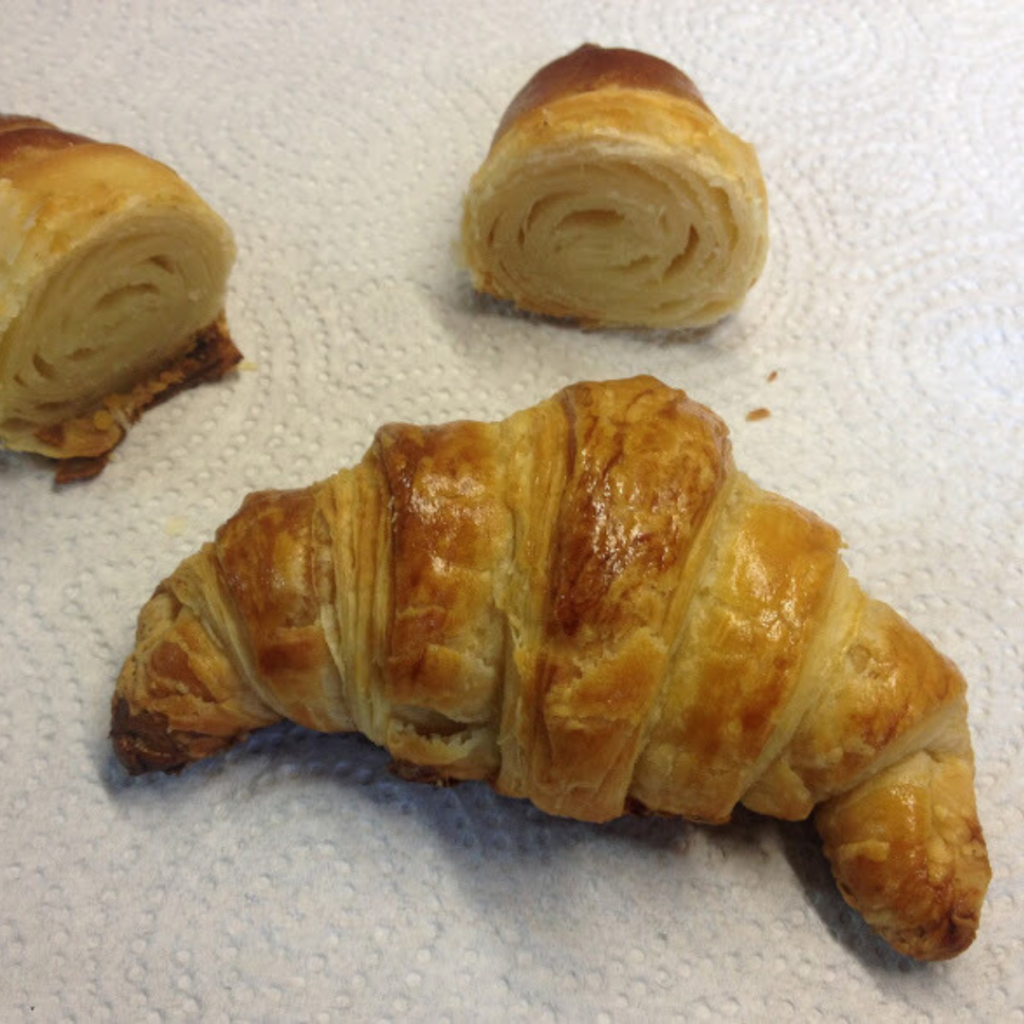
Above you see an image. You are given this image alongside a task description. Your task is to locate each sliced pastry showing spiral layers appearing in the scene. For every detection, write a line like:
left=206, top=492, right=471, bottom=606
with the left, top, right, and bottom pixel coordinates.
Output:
left=0, top=115, right=239, bottom=481
left=461, top=45, right=769, bottom=329
left=111, top=376, right=990, bottom=961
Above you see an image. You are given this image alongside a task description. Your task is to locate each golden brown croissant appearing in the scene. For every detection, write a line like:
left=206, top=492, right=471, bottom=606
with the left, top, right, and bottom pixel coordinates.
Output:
left=112, top=376, right=989, bottom=961
left=461, top=45, right=769, bottom=329
left=0, top=115, right=239, bottom=481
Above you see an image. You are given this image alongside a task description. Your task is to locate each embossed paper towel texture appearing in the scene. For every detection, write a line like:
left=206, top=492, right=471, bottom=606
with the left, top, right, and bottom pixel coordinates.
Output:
left=1, top=1, right=1022, bottom=1020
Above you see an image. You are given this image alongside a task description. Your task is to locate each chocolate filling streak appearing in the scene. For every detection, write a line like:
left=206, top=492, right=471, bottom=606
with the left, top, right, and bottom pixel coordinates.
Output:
left=110, top=697, right=194, bottom=775
left=37, top=317, right=242, bottom=484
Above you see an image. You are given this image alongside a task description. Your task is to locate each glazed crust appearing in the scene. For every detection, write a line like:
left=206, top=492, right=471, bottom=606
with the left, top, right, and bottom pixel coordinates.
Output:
left=111, top=376, right=990, bottom=960
left=461, top=45, right=769, bottom=329
left=0, top=114, right=238, bottom=477
left=490, top=43, right=710, bottom=145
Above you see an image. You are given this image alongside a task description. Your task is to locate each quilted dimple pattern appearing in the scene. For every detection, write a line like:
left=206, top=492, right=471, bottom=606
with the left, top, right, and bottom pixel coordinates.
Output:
left=1, top=0, right=1022, bottom=1019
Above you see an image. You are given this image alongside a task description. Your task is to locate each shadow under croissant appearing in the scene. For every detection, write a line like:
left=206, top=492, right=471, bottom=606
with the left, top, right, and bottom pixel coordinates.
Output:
left=104, top=720, right=921, bottom=967
left=450, top=277, right=722, bottom=345
left=775, top=816, right=930, bottom=974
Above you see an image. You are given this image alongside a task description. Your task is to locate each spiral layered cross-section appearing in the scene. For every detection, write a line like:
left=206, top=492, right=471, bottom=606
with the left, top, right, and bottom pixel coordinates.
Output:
left=0, top=116, right=238, bottom=479
left=461, top=45, right=769, bottom=330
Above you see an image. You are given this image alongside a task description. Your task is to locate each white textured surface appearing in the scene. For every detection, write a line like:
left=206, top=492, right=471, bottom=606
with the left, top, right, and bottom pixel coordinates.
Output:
left=2, top=1, right=1023, bottom=1019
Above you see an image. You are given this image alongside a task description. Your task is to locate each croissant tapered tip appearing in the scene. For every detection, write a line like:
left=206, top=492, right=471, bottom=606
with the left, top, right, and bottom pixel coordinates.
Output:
left=110, top=694, right=252, bottom=777
left=110, top=697, right=192, bottom=776
left=884, top=901, right=983, bottom=962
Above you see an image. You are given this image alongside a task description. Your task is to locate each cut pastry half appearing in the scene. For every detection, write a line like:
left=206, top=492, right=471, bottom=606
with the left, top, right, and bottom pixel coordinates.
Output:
left=0, top=115, right=239, bottom=481
left=461, top=44, right=769, bottom=330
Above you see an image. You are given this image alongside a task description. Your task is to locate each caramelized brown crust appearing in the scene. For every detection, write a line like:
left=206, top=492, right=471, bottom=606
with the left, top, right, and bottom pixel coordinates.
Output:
left=492, top=43, right=710, bottom=145
left=0, top=115, right=51, bottom=131
left=215, top=486, right=343, bottom=731
left=631, top=484, right=843, bottom=823
left=379, top=419, right=509, bottom=710
left=111, top=376, right=990, bottom=960
left=0, top=113, right=238, bottom=477
left=46, top=318, right=241, bottom=483
left=0, top=117, right=94, bottom=165
left=520, top=379, right=731, bottom=820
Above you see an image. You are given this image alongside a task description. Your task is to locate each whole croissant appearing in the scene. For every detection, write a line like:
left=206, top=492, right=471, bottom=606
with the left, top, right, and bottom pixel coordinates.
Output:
left=0, top=115, right=238, bottom=481
left=461, top=45, right=769, bottom=329
left=112, top=376, right=989, bottom=961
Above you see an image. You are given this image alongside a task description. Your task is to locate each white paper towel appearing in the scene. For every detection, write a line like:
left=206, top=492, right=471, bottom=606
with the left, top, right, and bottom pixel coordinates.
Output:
left=1, top=1, right=1022, bottom=1019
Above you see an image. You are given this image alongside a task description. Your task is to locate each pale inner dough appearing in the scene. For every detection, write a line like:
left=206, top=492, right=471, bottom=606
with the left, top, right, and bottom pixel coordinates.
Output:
left=462, top=89, right=769, bottom=329
left=0, top=212, right=227, bottom=438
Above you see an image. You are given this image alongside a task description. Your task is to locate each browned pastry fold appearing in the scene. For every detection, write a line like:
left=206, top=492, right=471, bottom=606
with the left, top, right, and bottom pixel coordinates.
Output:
left=0, top=115, right=239, bottom=478
left=112, top=376, right=989, bottom=961
left=461, top=45, right=769, bottom=329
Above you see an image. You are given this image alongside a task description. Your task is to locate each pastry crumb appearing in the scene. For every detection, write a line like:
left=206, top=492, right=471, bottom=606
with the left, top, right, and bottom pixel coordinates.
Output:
left=164, top=515, right=189, bottom=537
left=746, top=407, right=771, bottom=422
left=767, top=370, right=779, bottom=382
left=239, top=360, right=259, bottom=372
